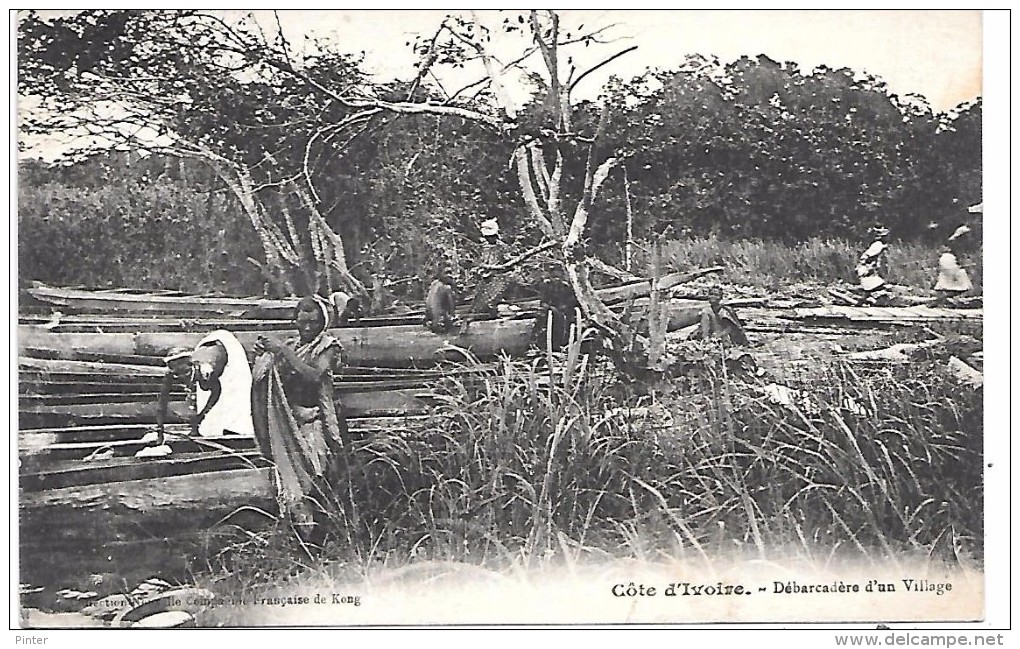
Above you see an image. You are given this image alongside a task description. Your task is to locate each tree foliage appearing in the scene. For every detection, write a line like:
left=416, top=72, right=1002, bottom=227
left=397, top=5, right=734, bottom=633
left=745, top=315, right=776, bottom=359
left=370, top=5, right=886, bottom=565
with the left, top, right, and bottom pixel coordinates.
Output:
left=19, top=10, right=981, bottom=308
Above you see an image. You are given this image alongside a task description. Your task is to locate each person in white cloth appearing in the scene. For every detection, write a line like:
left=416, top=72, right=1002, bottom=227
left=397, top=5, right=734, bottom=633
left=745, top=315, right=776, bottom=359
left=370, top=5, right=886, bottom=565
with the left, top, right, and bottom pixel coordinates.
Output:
left=934, top=239, right=973, bottom=303
left=143, top=330, right=255, bottom=457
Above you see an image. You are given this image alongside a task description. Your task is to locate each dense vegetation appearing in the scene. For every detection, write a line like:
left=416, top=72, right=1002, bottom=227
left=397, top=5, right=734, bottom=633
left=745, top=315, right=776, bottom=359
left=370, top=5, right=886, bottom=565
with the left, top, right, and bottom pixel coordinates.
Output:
left=17, top=11, right=980, bottom=297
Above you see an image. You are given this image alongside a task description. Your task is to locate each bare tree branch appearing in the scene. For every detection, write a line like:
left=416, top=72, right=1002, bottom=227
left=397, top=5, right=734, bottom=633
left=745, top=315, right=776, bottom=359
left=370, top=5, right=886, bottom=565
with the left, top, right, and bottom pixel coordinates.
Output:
left=568, top=45, right=639, bottom=95
left=481, top=240, right=558, bottom=272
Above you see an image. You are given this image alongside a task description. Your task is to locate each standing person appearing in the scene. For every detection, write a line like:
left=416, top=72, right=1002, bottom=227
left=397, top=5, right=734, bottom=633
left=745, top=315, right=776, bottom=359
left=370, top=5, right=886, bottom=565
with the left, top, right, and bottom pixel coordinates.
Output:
left=855, top=226, right=890, bottom=299
left=251, top=296, right=348, bottom=539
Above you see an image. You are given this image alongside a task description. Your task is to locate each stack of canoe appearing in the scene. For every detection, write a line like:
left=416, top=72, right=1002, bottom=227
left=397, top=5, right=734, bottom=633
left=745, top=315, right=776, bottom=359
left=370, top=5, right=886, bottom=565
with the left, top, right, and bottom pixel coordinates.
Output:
left=18, top=277, right=711, bottom=545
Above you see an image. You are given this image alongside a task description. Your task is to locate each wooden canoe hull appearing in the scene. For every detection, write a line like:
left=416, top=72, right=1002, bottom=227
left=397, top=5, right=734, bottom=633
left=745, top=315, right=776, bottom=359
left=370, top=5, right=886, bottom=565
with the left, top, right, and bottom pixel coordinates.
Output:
left=18, top=317, right=537, bottom=367
left=18, top=386, right=446, bottom=428
left=26, top=275, right=703, bottom=318
left=29, top=284, right=295, bottom=316
left=19, top=467, right=276, bottom=547
left=18, top=300, right=706, bottom=368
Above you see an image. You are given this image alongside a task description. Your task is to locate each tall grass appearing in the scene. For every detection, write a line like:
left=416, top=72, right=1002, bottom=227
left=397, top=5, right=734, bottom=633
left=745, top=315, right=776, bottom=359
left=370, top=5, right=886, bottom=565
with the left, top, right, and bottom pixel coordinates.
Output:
left=630, top=235, right=983, bottom=293
left=198, top=338, right=982, bottom=600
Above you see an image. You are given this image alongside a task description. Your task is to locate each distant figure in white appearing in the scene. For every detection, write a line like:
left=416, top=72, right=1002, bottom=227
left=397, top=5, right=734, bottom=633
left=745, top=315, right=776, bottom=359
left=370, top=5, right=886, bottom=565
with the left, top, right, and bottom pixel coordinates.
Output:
left=143, top=330, right=254, bottom=457
left=934, top=228, right=973, bottom=303
left=855, top=226, right=890, bottom=299
left=328, top=290, right=362, bottom=325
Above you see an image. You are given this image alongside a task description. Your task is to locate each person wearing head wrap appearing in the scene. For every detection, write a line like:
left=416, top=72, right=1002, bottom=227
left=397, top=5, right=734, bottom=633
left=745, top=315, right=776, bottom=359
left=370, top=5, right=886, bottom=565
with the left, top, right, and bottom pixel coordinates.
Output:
left=251, top=295, right=348, bottom=537
left=468, top=218, right=512, bottom=320
left=695, top=285, right=749, bottom=345
left=856, top=226, right=890, bottom=293
left=934, top=241, right=973, bottom=300
left=149, top=331, right=254, bottom=453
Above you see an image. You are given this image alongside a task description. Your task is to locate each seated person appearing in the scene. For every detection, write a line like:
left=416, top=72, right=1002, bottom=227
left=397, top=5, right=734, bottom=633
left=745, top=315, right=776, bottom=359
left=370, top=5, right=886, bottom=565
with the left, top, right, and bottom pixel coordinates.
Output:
left=695, top=286, right=749, bottom=346
left=423, top=260, right=460, bottom=334
left=855, top=226, right=890, bottom=300
left=933, top=243, right=973, bottom=303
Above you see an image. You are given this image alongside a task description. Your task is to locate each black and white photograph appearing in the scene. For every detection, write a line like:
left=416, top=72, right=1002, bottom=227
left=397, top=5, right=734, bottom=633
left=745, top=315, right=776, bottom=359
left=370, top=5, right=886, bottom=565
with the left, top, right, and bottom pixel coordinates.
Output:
left=11, top=8, right=1006, bottom=635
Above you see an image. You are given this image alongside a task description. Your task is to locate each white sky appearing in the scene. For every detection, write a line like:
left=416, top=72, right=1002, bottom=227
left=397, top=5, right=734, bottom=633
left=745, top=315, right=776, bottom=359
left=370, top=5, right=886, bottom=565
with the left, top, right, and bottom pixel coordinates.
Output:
left=255, top=9, right=982, bottom=112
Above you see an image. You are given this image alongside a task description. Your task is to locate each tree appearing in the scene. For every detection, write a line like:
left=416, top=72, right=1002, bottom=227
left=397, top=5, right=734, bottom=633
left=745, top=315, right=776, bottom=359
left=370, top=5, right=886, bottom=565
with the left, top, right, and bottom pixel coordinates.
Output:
left=597, top=55, right=978, bottom=243
left=19, top=10, right=383, bottom=297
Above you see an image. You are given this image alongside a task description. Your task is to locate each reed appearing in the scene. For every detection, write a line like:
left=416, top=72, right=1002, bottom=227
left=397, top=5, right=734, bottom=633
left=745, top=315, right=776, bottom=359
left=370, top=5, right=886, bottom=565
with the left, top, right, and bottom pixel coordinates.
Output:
left=196, top=336, right=982, bottom=603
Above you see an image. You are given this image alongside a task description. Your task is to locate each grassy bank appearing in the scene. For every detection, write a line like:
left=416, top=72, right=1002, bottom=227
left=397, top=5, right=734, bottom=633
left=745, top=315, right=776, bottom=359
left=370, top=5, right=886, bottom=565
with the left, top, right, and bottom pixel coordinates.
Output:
left=636, top=235, right=983, bottom=294
left=196, top=343, right=982, bottom=605
left=19, top=188, right=981, bottom=300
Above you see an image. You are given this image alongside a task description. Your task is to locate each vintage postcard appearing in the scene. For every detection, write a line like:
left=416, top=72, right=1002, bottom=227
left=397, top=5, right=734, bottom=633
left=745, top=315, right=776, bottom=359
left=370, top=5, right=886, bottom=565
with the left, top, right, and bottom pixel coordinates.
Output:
left=11, top=8, right=1006, bottom=637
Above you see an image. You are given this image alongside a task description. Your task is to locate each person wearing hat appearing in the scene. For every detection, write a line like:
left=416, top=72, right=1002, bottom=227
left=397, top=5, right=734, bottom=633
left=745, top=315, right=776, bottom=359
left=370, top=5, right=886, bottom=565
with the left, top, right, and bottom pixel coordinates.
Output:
left=695, top=285, right=749, bottom=346
left=855, top=226, right=890, bottom=296
left=468, top=217, right=513, bottom=321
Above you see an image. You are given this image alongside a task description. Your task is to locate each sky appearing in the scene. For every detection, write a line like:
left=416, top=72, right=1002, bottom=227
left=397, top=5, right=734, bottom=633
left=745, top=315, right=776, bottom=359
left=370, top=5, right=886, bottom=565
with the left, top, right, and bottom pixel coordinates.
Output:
left=255, top=9, right=982, bottom=113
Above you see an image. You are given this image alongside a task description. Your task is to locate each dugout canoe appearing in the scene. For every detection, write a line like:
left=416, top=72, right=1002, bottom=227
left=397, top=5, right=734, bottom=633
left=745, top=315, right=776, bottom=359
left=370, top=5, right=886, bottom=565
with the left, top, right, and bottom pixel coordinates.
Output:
left=28, top=283, right=296, bottom=317
left=26, top=269, right=719, bottom=320
left=19, top=385, right=449, bottom=427
left=18, top=356, right=497, bottom=381
left=16, top=313, right=452, bottom=333
left=19, top=415, right=423, bottom=472
left=793, top=305, right=983, bottom=323
left=18, top=413, right=427, bottom=547
left=18, top=317, right=538, bottom=367
left=18, top=359, right=491, bottom=428
left=18, top=298, right=709, bottom=368
left=19, top=464, right=277, bottom=548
